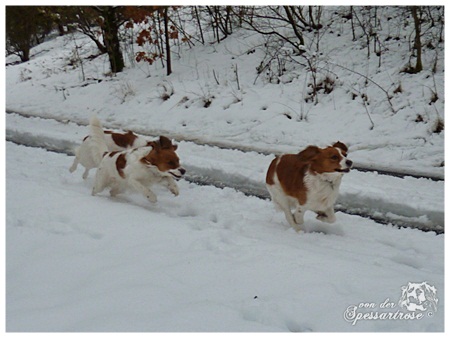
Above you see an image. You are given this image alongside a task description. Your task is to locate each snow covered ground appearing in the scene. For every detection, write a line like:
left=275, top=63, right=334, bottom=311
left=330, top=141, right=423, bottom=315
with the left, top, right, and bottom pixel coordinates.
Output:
left=4, top=113, right=446, bottom=332
left=4, top=6, right=446, bottom=332
left=5, top=142, right=445, bottom=332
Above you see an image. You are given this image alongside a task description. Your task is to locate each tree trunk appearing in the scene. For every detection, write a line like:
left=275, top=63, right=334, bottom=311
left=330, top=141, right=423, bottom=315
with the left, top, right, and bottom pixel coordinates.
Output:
left=410, top=6, right=423, bottom=73
left=101, top=7, right=125, bottom=73
left=194, top=6, right=204, bottom=44
left=163, top=7, right=172, bottom=76
left=283, top=6, right=305, bottom=46
left=20, top=47, right=30, bottom=62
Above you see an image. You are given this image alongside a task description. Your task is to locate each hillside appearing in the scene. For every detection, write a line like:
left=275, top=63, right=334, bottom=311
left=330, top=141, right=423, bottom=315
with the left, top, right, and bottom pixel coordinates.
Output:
left=6, top=6, right=445, bottom=176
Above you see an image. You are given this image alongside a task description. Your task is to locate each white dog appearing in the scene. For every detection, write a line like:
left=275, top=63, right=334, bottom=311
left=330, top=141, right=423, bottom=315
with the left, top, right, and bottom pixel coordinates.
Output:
left=88, top=117, right=185, bottom=203
left=69, top=124, right=151, bottom=179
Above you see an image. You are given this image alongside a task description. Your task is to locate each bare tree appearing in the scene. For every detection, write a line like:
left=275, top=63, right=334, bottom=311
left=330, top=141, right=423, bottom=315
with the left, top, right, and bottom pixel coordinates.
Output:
left=205, top=6, right=234, bottom=43
left=238, top=6, right=307, bottom=53
left=410, top=6, right=423, bottom=73
left=162, top=7, right=172, bottom=75
left=69, top=7, right=107, bottom=54
left=92, top=6, right=126, bottom=73
left=5, top=6, right=54, bottom=62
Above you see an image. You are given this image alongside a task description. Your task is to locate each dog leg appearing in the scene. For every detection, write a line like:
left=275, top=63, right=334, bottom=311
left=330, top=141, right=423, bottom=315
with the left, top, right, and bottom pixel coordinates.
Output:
left=109, top=182, right=123, bottom=197
left=128, top=177, right=157, bottom=203
left=92, top=168, right=107, bottom=196
left=82, top=168, right=90, bottom=180
left=69, top=158, right=78, bottom=173
left=293, top=208, right=305, bottom=226
left=162, top=176, right=179, bottom=196
left=274, top=196, right=299, bottom=230
left=267, top=185, right=301, bottom=230
left=316, top=207, right=337, bottom=223
left=276, top=199, right=303, bottom=231
left=285, top=209, right=302, bottom=231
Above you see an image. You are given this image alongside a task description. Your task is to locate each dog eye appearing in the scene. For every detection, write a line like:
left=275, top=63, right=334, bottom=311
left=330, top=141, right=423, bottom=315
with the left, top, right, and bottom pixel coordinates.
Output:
left=168, top=161, right=176, bottom=166
left=331, top=155, right=339, bottom=160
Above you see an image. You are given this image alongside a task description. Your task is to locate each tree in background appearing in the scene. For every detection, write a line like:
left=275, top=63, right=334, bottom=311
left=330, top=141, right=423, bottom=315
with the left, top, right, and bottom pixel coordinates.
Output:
left=45, top=6, right=126, bottom=73
left=206, top=6, right=234, bottom=43
left=5, top=6, right=53, bottom=62
left=237, top=6, right=312, bottom=54
left=410, top=6, right=423, bottom=73
left=128, top=6, right=179, bottom=76
left=6, top=5, right=444, bottom=77
left=91, top=6, right=126, bottom=73
left=60, top=6, right=108, bottom=54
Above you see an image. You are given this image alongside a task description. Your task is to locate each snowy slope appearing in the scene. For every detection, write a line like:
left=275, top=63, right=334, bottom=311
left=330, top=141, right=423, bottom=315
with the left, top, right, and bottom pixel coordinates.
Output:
left=5, top=142, right=444, bottom=332
left=5, top=7, right=445, bottom=177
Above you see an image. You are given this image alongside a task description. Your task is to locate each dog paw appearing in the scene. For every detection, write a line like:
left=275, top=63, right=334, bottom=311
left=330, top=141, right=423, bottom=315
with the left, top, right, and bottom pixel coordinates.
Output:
left=293, top=225, right=304, bottom=232
left=316, top=212, right=336, bottom=223
left=169, top=185, right=179, bottom=196
left=293, top=212, right=304, bottom=225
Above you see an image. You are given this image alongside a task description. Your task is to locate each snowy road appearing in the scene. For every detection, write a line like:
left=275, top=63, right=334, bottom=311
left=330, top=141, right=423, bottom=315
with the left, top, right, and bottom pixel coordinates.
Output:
left=6, top=109, right=445, bottom=181
left=6, top=112, right=445, bottom=233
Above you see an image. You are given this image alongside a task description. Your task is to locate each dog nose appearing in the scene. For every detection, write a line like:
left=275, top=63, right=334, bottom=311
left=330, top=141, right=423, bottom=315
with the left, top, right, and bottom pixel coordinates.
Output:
left=346, top=160, right=353, bottom=168
left=179, top=168, right=186, bottom=175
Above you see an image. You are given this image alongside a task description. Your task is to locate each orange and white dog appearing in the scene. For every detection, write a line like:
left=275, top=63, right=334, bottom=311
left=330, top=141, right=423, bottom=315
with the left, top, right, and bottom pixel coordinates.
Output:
left=69, top=125, right=151, bottom=179
left=88, top=116, right=185, bottom=203
left=266, top=142, right=352, bottom=231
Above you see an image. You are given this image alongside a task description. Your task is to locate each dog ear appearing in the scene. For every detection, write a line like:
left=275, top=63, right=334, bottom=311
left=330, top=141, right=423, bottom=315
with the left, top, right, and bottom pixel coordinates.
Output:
left=148, top=141, right=159, bottom=150
left=159, top=135, right=175, bottom=150
left=149, top=136, right=173, bottom=151
left=333, top=141, right=348, bottom=153
left=298, top=146, right=321, bottom=161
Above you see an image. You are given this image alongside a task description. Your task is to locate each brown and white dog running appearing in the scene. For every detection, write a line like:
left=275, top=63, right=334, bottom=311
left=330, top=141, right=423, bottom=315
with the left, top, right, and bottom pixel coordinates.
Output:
left=266, top=142, right=352, bottom=231
left=69, top=124, right=152, bottom=179
left=88, top=116, right=185, bottom=203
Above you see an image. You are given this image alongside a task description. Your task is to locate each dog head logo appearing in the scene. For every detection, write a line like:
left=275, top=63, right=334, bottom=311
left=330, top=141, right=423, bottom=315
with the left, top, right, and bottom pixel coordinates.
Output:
left=398, top=282, right=438, bottom=313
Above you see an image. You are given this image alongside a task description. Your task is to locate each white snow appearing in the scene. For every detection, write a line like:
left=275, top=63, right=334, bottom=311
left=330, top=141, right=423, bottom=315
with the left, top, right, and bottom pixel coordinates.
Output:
left=4, top=6, right=445, bottom=332
left=5, top=142, right=445, bottom=332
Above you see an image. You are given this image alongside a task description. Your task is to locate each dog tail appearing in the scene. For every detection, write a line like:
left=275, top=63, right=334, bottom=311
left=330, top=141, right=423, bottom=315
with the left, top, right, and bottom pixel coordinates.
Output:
left=88, top=115, right=108, bottom=166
